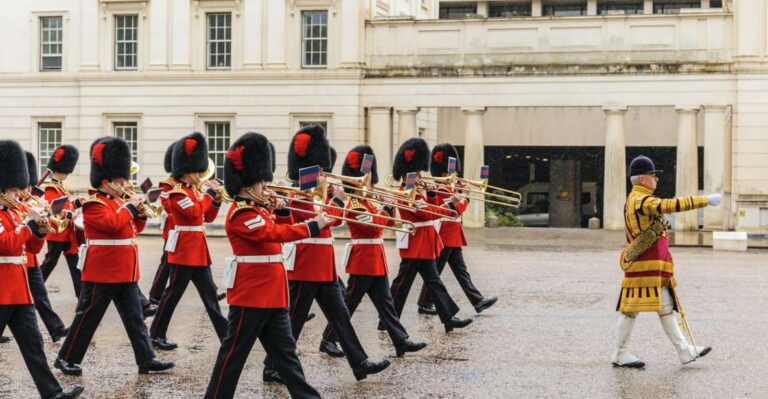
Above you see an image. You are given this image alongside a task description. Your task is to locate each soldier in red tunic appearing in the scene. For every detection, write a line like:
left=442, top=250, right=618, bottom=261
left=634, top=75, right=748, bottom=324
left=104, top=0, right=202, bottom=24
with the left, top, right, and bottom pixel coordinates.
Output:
left=39, top=144, right=82, bottom=298
left=388, top=138, right=473, bottom=332
left=205, top=132, right=324, bottom=399
left=263, top=126, right=390, bottom=383
left=319, top=145, right=427, bottom=357
left=54, top=137, right=173, bottom=377
left=0, top=152, right=68, bottom=344
left=150, top=132, right=228, bottom=350
left=147, top=142, right=176, bottom=305
left=0, top=140, right=84, bottom=398
left=416, top=143, right=497, bottom=315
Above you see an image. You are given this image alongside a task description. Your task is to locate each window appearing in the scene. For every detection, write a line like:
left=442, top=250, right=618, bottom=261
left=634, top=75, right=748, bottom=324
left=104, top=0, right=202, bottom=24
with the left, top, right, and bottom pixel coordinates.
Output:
left=653, top=0, right=700, bottom=14
left=113, top=122, right=138, bottom=182
left=38, top=122, right=62, bottom=176
left=439, top=2, right=478, bottom=19
left=205, top=122, right=231, bottom=179
left=598, top=0, right=643, bottom=14
left=299, top=121, right=328, bottom=135
left=301, top=11, right=328, bottom=68
left=115, top=15, right=138, bottom=70
left=40, top=16, right=63, bottom=71
left=543, top=0, right=587, bottom=16
left=489, top=2, right=532, bottom=17
left=207, top=13, right=232, bottom=69
left=710, top=0, right=722, bottom=7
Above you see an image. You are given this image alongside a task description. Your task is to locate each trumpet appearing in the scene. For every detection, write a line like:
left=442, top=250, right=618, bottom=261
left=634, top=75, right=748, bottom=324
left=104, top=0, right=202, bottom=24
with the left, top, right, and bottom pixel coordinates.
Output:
left=25, top=195, right=70, bottom=234
left=230, top=186, right=416, bottom=234
left=108, top=181, right=161, bottom=219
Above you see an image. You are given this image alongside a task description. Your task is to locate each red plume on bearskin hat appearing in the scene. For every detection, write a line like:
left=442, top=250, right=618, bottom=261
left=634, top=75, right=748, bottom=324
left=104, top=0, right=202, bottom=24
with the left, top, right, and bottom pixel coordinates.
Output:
left=287, top=125, right=331, bottom=181
left=171, top=132, right=208, bottom=179
left=342, top=145, right=378, bottom=184
left=47, top=144, right=79, bottom=174
left=224, top=132, right=274, bottom=198
left=430, top=143, right=461, bottom=177
left=392, top=138, right=429, bottom=181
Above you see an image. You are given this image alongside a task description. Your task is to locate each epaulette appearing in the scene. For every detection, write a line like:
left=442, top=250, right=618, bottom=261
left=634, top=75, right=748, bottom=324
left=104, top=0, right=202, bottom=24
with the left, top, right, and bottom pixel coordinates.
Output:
left=349, top=197, right=366, bottom=211
left=229, top=201, right=256, bottom=220
left=42, top=181, right=64, bottom=192
left=168, top=184, right=189, bottom=197
left=159, top=177, right=177, bottom=188
left=80, top=195, right=106, bottom=207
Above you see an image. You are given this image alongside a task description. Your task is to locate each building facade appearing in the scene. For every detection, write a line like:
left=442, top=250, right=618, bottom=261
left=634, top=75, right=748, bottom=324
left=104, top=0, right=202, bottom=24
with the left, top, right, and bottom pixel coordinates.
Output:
left=1, top=0, right=766, bottom=231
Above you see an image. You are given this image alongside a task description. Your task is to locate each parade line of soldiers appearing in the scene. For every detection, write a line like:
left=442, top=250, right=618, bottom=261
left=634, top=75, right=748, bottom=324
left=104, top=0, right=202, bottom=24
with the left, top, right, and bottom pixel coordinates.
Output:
left=0, top=125, right=722, bottom=399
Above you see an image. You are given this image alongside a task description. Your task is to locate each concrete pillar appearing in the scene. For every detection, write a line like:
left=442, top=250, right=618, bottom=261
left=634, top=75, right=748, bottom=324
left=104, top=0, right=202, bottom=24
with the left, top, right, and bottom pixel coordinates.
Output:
left=368, top=107, right=393, bottom=181
left=674, top=106, right=701, bottom=231
left=532, top=0, right=543, bottom=17
left=462, top=107, right=486, bottom=228
left=644, top=0, right=653, bottom=14
left=703, top=105, right=730, bottom=230
left=702, top=0, right=711, bottom=8
left=587, top=0, right=598, bottom=15
left=396, top=108, right=419, bottom=146
left=603, top=106, right=628, bottom=231
left=477, top=1, right=489, bottom=17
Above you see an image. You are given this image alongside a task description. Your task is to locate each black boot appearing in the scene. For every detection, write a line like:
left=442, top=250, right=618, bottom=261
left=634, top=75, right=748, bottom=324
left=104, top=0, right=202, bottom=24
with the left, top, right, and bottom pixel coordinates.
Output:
left=395, top=339, right=427, bottom=357
left=51, top=328, right=68, bottom=344
left=217, top=292, right=227, bottom=301
left=151, top=337, right=178, bottom=351
left=50, top=385, right=84, bottom=399
left=474, top=297, right=498, bottom=314
left=444, top=317, right=473, bottom=333
left=417, top=305, right=438, bottom=315
left=138, top=358, right=175, bottom=374
left=143, top=304, right=158, bottom=318
left=377, top=321, right=386, bottom=331
left=352, top=358, right=391, bottom=381
left=306, top=312, right=316, bottom=322
left=319, top=339, right=345, bottom=357
left=0, top=335, right=11, bottom=343
left=263, top=367, right=284, bottom=384
left=54, top=357, right=82, bottom=376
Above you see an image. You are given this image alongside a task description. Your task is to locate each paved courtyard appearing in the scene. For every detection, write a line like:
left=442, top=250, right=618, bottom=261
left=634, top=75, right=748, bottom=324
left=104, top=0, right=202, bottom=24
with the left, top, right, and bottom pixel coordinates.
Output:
left=1, top=228, right=766, bottom=398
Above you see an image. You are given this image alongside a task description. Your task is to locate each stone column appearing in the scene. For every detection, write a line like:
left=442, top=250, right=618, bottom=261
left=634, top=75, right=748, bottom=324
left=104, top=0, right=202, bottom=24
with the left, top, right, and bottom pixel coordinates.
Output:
left=643, top=0, right=653, bottom=14
left=674, top=106, right=701, bottom=231
left=463, top=107, right=487, bottom=228
left=703, top=105, right=730, bottom=230
left=603, top=106, right=628, bottom=231
left=368, top=107, right=393, bottom=181
left=396, top=108, right=419, bottom=146
left=587, top=0, right=598, bottom=15
left=531, top=0, right=543, bottom=17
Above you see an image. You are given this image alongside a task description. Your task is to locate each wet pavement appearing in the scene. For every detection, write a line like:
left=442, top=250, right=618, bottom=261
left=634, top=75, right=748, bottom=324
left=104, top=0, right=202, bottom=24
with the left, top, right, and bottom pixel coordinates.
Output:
left=1, top=228, right=767, bottom=398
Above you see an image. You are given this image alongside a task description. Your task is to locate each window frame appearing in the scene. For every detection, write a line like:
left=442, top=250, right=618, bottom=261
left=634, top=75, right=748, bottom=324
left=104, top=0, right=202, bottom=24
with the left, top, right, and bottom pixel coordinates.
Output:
left=291, top=113, right=333, bottom=143
left=37, top=122, right=63, bottom=177
left=204, top=121, right=232, bottom=180
left=206, top=12, right=233, bottom=70
left=39, top=15, right=64, bottom=72
left=301, top=10, right=329, bottom=69
left=114, top=14, right=139, bottom=71
left=112, top=121, right=140, bottom=183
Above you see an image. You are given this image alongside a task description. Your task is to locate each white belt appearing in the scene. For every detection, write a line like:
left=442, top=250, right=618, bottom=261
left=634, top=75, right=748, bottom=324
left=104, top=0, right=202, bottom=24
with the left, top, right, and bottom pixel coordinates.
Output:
left=174, top=225, right=205, bottom=232
left=235, top=255, right=283, bottom=263
left=0, top=256, right=24, bottom=264
left=411, top=221, right=438, bottom=228
left=350, top=238, right=383, bottom=245
left=296, top=238, right=334, bottom=245
left=87, top=239, right=135, bottom=246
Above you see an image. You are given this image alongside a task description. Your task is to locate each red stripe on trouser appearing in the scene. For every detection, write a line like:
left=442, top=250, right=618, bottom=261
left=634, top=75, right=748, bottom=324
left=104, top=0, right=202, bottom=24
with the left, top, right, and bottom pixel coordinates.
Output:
left=213, top=309, right=245, bottom=399
left=153, top=265, right=178, bottom=336
left=392, top=261, right=411, bottom=313
left=65, top=284, right=97, bottom=360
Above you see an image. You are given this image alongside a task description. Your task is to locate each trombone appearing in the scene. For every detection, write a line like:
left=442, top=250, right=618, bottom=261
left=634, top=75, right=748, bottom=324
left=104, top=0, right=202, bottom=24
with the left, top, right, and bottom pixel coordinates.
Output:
left=319, top=173, right=420, bottom=212
left=229, top=186, right=416, bottom=234
left=415, top=174, right=521, bottom=208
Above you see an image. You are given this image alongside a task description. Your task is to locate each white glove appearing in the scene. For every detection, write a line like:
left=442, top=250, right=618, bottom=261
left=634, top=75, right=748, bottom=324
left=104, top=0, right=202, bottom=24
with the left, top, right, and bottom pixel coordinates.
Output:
left=707, top=193, right=722, bottom=207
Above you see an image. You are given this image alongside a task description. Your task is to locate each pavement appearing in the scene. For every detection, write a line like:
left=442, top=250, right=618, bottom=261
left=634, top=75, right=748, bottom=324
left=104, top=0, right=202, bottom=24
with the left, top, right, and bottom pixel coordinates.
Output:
left=1, top=227, right=767, bottom=398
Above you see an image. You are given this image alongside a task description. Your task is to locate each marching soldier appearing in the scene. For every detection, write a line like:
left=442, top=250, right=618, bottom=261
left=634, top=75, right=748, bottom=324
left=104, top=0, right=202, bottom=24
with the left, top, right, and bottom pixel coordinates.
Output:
left=612, top=155, right=719, bottom=368
left=0, top=152, right=68, bottom=344
left=54, top=137, right=174, bottom=376
left=416, top=143, right=497, bottom=315
left=319, top=145, right=427, bottom=357
left=147, top=143, right=176, bottom=305
left=39, top=144, right=82, bottom=298
left=205, top=132, right=323, bottom=399
left=150, top=132, right=228, bottom=350
left=388, top=138, right=472, bottom=332
left=263, top=126, right=390, bottom=383
left=0, top=140, right=84, bottom=398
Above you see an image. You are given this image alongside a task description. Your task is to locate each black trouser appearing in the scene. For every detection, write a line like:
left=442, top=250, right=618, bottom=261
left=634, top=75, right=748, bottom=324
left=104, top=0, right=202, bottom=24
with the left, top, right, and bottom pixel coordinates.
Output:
left=40, top=241, right=82, bottom=298
left=390, top=258, right=460, bottom=323
left=265, top=280, right=368, bottom=370
left=149, top=249, right=170, bottom=303
left=150, top=264, right=228, bottom=341
left=418, top=247, right=484, bottom=308
left=205, top=306, right=320, bottom=399
left=0, top=267, right=66, bottom=339
left=322, top=275, right=409, bottom=347
left=0, top=305, right=63, bottom=399
left=58, top=282, right=154, bottom=366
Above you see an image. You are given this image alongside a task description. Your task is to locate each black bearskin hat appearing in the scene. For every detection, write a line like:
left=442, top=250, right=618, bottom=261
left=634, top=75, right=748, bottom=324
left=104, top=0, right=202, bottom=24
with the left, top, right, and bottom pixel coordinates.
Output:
left=47, top=144, right=79, bottom=174
left=287, top=125, right=331, bottom=181
left=25, top=152, right=38, bottom=187
left=163, top=142, right=175, bottom=174
left=89, top=137, right=131, bottom=188
left=393, top=138, right=430, bottom=181
left=172, top=132, right=208, bottom=179
left=224, top=132, right=273, bottom=198
left=268, top=141, right=276, bottom=173
left=342, top=145, right=378, bottom=184
left=430, top=143, right=461, bottom=177
left=0, top=140, right=29, bottom=191
left=329, top=147, right=337, bottom=174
